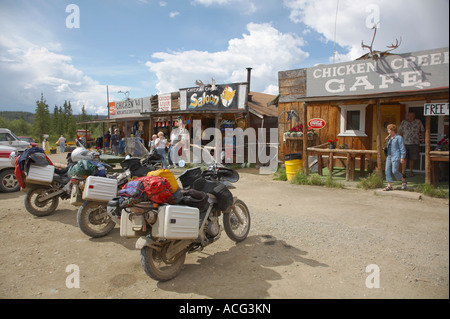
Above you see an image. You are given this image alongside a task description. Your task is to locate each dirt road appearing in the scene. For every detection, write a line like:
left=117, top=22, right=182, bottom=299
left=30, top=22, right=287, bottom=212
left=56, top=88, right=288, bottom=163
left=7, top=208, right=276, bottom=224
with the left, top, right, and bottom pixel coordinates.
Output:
left=0, top=153, right=448, bottom=299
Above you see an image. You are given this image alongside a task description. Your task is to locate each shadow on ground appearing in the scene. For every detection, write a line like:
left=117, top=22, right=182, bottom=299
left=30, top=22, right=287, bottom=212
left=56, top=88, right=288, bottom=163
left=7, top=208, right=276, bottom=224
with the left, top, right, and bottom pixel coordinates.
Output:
left=156, top=234, right=328, bottom=298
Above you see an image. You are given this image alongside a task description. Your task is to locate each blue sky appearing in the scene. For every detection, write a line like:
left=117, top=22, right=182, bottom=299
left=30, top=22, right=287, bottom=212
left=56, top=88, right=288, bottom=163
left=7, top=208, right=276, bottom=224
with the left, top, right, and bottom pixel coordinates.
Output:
left=0, top=0, right=448, bottom=115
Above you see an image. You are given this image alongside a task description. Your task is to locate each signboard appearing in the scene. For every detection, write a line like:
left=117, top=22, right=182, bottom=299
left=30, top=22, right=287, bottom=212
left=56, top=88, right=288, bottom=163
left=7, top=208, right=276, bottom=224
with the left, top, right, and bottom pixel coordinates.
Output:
left=158, top=93, right=172, bottom=112
left=424, top=103, right=449, bottom=116
left=180, top=83, right=248, bottom=111
left=308, top=118, right=326, bottom=129
left=109, top=98, right=143, bottom=119
left=306, top=47, right=449, bottom=97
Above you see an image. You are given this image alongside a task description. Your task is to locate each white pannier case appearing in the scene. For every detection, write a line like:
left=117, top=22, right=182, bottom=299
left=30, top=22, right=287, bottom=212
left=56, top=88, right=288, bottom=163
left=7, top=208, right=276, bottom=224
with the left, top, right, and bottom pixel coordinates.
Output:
left=26, top=164, right=55, bottom=185
left=82, top=176, right=118, bottom=202
left=152, top=205, right=199, bottom=240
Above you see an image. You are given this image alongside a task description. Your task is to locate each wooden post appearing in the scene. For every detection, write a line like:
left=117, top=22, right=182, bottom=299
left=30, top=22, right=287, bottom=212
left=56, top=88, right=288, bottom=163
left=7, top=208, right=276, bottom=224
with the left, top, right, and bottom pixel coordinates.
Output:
left=346, top=153, right=351, bottom=181
left=360, top=154, right=366, bottom=177
left=425, top=103, right=431, bottom=184
left=302, top=102, right=309, bottom=175
left=328, top=152, right=334, bottom=181
left=317, top=154, right=323, bottom=176
left=376, top=100, right=383, bottom=180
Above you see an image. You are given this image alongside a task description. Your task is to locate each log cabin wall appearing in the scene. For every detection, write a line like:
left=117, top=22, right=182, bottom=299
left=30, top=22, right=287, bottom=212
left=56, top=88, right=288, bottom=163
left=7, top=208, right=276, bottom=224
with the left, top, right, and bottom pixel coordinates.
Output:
left=278, top=66, right=378, bottom=161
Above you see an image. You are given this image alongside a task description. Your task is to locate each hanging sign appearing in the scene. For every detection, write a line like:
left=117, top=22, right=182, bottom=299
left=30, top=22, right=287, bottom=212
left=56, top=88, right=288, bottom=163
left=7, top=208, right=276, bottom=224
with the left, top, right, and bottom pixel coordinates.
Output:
left=424, top=103, right=449, bottom=116
left=308, top=118, right=326, bottom=129
left=179, top=82, right=248, bottom=111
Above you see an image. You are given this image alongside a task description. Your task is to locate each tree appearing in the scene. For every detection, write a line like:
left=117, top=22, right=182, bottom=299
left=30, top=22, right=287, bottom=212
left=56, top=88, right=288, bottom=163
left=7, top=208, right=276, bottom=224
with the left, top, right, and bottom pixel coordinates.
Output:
left=33, top=93, right=51, bottom=141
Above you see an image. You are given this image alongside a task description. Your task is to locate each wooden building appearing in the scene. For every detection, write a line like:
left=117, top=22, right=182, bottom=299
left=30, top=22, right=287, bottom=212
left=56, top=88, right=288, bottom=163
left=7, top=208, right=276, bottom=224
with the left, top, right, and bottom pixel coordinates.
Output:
left=277, top=47, right=449, bottom=184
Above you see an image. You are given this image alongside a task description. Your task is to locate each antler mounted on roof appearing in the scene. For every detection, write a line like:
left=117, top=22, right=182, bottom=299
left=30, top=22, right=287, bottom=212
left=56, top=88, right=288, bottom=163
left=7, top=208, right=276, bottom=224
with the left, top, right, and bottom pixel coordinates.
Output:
left=361, top=25, right=401, bottom=60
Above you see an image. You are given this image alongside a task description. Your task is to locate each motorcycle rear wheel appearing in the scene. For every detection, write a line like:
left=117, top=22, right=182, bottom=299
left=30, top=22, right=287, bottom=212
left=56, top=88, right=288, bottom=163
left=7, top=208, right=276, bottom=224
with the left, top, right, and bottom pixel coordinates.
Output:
left=140, top=244, right=186, bottom=281
left=77, top=201, right=115, bottom=238
left=24, top=187, right=59, bottom=217
left=223, top=199, right=251, bottom=242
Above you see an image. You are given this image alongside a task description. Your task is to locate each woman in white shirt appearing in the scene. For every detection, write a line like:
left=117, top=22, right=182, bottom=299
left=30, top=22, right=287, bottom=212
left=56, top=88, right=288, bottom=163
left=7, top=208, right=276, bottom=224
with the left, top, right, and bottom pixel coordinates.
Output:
left=155, top=131, right=168, bottom=169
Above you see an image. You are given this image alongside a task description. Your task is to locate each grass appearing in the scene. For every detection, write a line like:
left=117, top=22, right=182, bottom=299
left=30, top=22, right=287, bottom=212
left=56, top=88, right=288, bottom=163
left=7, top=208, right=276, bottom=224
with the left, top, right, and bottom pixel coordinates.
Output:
left=414, top=184, right=449, bottom=199
left=273, top=167, right=344, bottom=188
left=273, top=165, right=449, bottom=198
left=358, top=172, right=384, bottom=190
left=273, top=167, right=287, bottom=181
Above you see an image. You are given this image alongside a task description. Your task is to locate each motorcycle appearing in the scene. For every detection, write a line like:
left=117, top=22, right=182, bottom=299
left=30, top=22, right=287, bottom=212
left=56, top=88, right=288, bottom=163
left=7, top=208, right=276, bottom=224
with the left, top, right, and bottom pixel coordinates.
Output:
left=107, top=149, right=251, bottom=281
left=73, top=151, right=163, bottom=238
left=12, top=150, right=75, bottom=217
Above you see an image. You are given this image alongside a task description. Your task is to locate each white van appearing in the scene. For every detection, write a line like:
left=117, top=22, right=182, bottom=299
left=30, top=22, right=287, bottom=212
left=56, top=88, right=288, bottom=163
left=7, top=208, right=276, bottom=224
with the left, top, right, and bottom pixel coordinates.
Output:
left=0, top=128, right=31, bottom=151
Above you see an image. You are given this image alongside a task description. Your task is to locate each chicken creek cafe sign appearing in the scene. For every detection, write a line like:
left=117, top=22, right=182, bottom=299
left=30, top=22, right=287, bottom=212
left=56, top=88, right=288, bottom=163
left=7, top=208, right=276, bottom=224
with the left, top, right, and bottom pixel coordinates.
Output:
left=179, top=82, right=248, bottom=111
left=306, top=47, right=449, bottom=97
left=109, top=97, right=151, bottom=119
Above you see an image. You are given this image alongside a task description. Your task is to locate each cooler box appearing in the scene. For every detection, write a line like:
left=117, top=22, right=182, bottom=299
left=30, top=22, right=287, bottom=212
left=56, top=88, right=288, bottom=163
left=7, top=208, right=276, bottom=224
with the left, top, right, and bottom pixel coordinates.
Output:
left=82, top=176, right=118, bottom=202
left=26, top=164, right=55, bottom=185
left=152, top=205, right=199, bottom=240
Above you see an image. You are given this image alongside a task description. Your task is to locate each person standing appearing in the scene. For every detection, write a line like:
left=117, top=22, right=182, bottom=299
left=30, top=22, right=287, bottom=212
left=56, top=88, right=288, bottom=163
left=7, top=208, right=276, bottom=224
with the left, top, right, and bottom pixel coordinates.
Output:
left=148, top=134, right=157, bottom=153
left=104, top=131, right=111, bottom=152
left=155, top=131, right=168, bottom=169
left=57, top=135, right=66, bottom=153
left=398, top=111, right=425, bottom=177
left=110, top=129, right=121, bottom=156
left=384, top=124, right=407, bottom=191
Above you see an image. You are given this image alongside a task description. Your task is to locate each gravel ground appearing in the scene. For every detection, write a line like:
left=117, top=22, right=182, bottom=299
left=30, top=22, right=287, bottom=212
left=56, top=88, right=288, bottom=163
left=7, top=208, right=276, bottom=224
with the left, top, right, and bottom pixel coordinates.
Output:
left=0, top=152, right=448, bottom=299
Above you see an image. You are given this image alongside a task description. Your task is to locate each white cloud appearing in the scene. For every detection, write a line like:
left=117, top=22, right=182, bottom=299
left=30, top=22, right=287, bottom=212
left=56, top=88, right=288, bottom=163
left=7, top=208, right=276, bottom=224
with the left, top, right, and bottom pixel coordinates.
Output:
left=0, top=34, right=116, bottom=115
left=145, top=22, right=309, bottom=94
left=159, top=1, right=167, bottom=6
left=284, top=0, right=449, bottom=61
left=169, top=11, right=180, bottom=18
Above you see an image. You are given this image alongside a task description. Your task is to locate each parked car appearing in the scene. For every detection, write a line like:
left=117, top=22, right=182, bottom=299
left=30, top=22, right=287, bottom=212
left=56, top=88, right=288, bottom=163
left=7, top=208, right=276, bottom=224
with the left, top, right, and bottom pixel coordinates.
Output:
left=18, top=136, right=39, bottom=148
left=0, top=128, right=31, bottom=151
left=0, top=145, right=20, bottom=192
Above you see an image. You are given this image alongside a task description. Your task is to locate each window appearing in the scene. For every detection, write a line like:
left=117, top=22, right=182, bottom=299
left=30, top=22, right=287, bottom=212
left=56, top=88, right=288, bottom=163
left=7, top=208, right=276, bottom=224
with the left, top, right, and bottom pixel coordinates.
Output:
left=338, top=104, right=368, bottom=137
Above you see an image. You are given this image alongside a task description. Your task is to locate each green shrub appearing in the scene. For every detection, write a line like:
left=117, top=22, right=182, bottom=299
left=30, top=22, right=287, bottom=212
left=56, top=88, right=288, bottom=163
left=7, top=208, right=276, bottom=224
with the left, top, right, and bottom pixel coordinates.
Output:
left=358, top=172, right=383, bottom=190
left=416, top=184, right=449, bottom=198
left=273, top=167, right=287, bottom=181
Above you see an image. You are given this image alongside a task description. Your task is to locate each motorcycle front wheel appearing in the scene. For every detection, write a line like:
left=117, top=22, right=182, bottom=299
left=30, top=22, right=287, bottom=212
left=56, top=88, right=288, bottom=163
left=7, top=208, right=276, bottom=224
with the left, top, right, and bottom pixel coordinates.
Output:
left=77, top=201, right=116, bottom=238
left=140, top=243, right=186, bottom=281
left=223, top=199, right=251, bottom=243
left=24, top=187, right=59, bottom=217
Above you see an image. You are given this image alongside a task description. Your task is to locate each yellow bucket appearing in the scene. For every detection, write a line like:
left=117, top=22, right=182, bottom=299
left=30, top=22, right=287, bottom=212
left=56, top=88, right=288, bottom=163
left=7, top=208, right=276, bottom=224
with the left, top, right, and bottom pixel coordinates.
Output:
left=147, top=169, right=179, bottom=192
left=285, top=159, right=302, bottom=181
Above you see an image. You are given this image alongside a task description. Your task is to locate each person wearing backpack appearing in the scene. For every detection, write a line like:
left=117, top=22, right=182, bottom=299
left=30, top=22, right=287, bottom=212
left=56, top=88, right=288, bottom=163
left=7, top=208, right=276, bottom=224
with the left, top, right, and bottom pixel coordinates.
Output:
left=384, top=124, right=407, bottom=191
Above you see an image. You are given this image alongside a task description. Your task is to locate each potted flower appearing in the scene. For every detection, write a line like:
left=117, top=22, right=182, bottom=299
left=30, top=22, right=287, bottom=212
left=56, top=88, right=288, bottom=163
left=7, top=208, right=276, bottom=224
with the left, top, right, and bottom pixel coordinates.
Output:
left=328, top=138, right=338, bottom=149
left=339, top=143, right=348, bottom=149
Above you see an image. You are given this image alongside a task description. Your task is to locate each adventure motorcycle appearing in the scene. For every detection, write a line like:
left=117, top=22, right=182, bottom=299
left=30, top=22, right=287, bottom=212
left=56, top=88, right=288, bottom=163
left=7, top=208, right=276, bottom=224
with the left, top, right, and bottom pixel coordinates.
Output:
left=12, top=149, right=74, bottom=217
left=107, top=150, right=250, bottom=281
left=73, top=151, right=164, bottom=238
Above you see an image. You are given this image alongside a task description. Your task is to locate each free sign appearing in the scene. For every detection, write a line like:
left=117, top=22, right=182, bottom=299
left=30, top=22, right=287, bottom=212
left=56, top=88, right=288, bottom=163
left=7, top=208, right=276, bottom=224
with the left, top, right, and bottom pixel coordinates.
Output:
left=424, top=103, right=449, bottom=116
left=308, top=118, right=327, bottom=129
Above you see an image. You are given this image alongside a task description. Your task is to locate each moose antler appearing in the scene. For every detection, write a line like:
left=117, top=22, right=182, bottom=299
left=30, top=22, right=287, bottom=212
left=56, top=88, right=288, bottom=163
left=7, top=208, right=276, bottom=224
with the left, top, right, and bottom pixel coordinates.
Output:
left=384, top=37, right=402, bottom=53
left=361, top=24, right=401, bottom=60
left=361, top=25, right=379, bottom=59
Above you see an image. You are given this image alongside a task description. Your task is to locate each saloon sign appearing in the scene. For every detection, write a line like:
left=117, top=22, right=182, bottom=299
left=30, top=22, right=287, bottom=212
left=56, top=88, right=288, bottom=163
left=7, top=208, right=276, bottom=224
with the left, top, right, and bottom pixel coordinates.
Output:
left=306, top=47, right=449, bottom=97
left=180, top=82, right=248, bottom=111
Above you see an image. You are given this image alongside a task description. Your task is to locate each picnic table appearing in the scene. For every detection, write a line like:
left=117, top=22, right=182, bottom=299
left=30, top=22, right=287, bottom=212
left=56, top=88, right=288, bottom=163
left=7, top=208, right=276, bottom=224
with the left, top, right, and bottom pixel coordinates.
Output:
left=307, top=147, right=378, bottom=181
